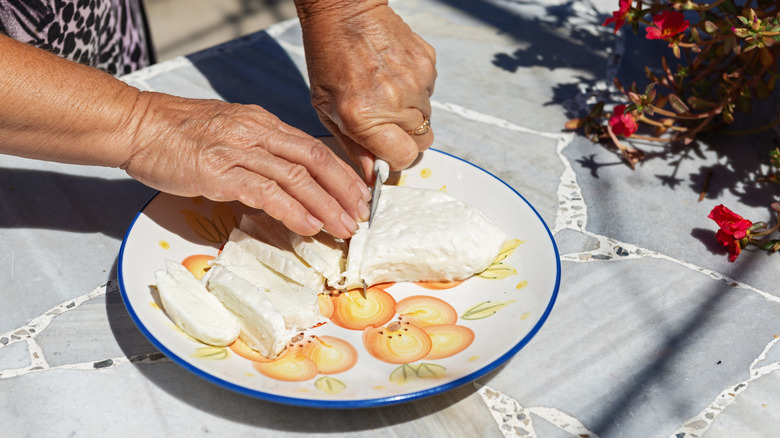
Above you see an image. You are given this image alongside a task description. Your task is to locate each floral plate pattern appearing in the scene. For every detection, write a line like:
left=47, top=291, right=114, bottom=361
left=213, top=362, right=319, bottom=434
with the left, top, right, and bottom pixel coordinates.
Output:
left=118, top=148, right=560, bottom=408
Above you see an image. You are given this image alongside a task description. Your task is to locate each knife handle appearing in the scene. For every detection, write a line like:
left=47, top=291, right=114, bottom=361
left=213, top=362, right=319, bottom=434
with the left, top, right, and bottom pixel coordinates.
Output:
left=374, top=159, right=390, bottom=184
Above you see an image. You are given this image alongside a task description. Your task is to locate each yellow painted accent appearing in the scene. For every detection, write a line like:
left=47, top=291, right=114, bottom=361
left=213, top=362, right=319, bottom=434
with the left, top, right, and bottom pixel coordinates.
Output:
left=468, top=356, right=480, bottom=362
left=477, top=262, right=518, bottom=280
left=149, top=302, right=160, bottom=310
left=516, top=281, right=528, bottom=289
left=420, top=168, right=432, bottom=178
left=158, top=240, right=170, bottom=250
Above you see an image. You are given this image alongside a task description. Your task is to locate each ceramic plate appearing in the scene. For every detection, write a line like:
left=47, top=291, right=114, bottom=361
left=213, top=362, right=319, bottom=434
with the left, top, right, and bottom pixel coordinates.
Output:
left=118, top=148, right=560, bottom=408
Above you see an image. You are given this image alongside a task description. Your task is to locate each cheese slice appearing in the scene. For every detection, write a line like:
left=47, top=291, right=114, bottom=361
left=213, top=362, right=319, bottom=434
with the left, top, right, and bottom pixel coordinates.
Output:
left=154, top=260, right=240, bottom=346
left=210, top=241, right=321, bottom=330
left=206, top=266, right=291, bottom=358
left=345, top=185, right=507, bottom=287
left=242, top=213, right=346, bottom=288
left=229, top=227, right=325, bottom=292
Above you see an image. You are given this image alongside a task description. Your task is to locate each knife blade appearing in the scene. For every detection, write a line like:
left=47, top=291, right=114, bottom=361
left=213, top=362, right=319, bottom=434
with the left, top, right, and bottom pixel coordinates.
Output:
left=362, top=158, right=390, bottom=298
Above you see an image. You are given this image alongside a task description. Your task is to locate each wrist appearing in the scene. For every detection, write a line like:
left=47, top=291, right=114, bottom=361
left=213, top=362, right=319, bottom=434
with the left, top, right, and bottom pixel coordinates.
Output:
left=117, top=90, right=154, bottom=171
left=294, top=0, right=388, bottom=25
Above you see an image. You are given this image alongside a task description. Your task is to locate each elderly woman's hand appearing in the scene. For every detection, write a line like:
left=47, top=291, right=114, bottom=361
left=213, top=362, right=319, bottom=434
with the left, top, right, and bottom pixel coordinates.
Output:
left=122, top=92, right=371, bottom=239
left=0, top=34, right=370, bottom=239
left=295, top=0, right=437, bottom=181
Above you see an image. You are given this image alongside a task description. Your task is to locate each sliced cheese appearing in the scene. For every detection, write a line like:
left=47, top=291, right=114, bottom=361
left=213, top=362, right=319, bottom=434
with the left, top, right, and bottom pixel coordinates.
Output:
left=348, top=185, right=507, bottom=286
left=289, top=232, right=346, bottom=288
left=242, top=213, right=346, bottom=288
left=206, top=266, right=291, bottom=358
left=154, top=260, right=240, bottom=346
left=211, top=241, right=321, bottom=330
left=229, top=227, right=325, bottom=292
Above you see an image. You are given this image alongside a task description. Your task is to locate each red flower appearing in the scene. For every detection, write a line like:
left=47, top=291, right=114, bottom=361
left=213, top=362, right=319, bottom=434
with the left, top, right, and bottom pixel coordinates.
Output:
left=715, top=231, right=743, bottom=262
left=608, top=105, right=638, bottom=137
left=603, top=0, right=632, bottom=34
left=646, top=10, right=689, bottom=40
left=708, top=204, right=752, bottom=261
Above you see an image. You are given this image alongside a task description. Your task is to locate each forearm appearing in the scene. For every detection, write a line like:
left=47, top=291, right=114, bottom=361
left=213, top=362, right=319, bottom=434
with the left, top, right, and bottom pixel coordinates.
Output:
left=0, top=34, right=142, bottom=167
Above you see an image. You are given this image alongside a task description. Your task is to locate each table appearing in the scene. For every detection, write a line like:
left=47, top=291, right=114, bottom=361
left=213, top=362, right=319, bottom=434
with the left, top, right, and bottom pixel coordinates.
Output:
left=2, top=0, right=779, bottom=436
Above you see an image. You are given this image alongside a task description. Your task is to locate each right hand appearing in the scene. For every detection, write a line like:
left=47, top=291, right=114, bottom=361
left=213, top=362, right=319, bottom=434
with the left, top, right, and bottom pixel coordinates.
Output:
left=296, top=0, right=437, bottom=182
left=121, top=92, right=371, bottom=239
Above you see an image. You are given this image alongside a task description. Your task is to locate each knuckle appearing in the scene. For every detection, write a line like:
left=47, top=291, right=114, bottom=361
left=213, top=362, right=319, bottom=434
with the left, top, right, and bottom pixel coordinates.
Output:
left=305, top=141, right=332, bottom=164
left=335, top=98, right=370, bottom=130
left=285, top=163, right=313, bottom=187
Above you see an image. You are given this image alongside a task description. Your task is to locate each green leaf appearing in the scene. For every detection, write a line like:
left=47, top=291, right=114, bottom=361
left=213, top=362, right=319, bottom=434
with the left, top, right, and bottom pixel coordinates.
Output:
left=191, top=346, right=230, bottom=360
left=721, top=0, right=739, bottom=15
left=314, top=376, right=347, bottom=394
left=493, top=239, right=524, bottom=263
left=589, top=101, right=604, bottom=117
left=687, top=96, right=717, bottom=110
left=416, top=363, right=447, bottom=379
left=461, top=300, right=516, bottom=320
left=390, top=364, right=419, bottom=385
left=477, top=262, right=518, bottom=280
left=668, top=93, right=690, bottom=114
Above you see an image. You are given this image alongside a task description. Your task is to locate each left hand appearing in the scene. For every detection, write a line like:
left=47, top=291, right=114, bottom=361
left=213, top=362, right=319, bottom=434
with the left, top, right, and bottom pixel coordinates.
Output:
left=296, top=0, right=437, bottom=182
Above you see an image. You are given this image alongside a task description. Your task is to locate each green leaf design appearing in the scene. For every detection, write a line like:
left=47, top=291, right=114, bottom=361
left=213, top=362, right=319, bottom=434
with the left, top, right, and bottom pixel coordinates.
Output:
left=191, top=346, right=230, bottom=360
left=477, top=239, right=522, bottom=280
left=477, top=262, right=518, bottom=280
left=389, top=363, right=447, bottom=385
left=461, top=300, right=516, bottom=320
left=416, top=363, right=446, bottom=379
left=493, top=239, right=523, bottom=263
left=315, top=376, right=346, bottom=394
left=389, top=364, right=419, bottom=385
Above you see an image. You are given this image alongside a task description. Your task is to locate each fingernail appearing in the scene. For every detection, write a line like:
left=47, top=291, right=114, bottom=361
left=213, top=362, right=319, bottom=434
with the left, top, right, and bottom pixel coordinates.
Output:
left=358, top=182, right=371, bottom=201
left=341, top=211, right=358, bottom=234
left=307, top=214, right=324, bottom=232
left=358, top=199, right=370, bottom=221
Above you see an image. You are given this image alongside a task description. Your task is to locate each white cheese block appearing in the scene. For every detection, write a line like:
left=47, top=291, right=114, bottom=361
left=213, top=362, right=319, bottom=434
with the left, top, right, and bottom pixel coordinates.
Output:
left=242, top=213, right=346, bottom=288
left=345, top=185, right=507, bottom=286
left=206, top=266, right=291, bottom=358
left=154, top=260, right=240, bottom=346
left=210, top=241, right=321, bottom=330
left=229, top=227, right=325, bottom=292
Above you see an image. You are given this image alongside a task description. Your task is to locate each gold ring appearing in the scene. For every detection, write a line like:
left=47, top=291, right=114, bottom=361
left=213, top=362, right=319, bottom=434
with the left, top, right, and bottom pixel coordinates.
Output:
left=407, top=113, right=431, bottom=135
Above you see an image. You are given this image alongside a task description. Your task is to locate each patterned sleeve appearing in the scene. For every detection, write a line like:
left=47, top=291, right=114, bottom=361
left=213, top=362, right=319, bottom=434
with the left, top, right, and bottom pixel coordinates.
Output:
left=0, top=0, right=151, bottom=75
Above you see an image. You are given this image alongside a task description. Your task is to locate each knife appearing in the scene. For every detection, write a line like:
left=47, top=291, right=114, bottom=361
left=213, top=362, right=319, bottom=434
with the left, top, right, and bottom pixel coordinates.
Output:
left=362, top=158, right=390, bottom=298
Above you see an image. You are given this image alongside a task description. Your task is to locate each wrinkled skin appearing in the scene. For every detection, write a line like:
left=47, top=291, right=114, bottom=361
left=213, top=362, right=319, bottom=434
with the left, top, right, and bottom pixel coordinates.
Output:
left=0, top=0, right=437, bottom=238
left=296, top=0, right=437, bottom=182
left=123, top=92, right=371, bottom=238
